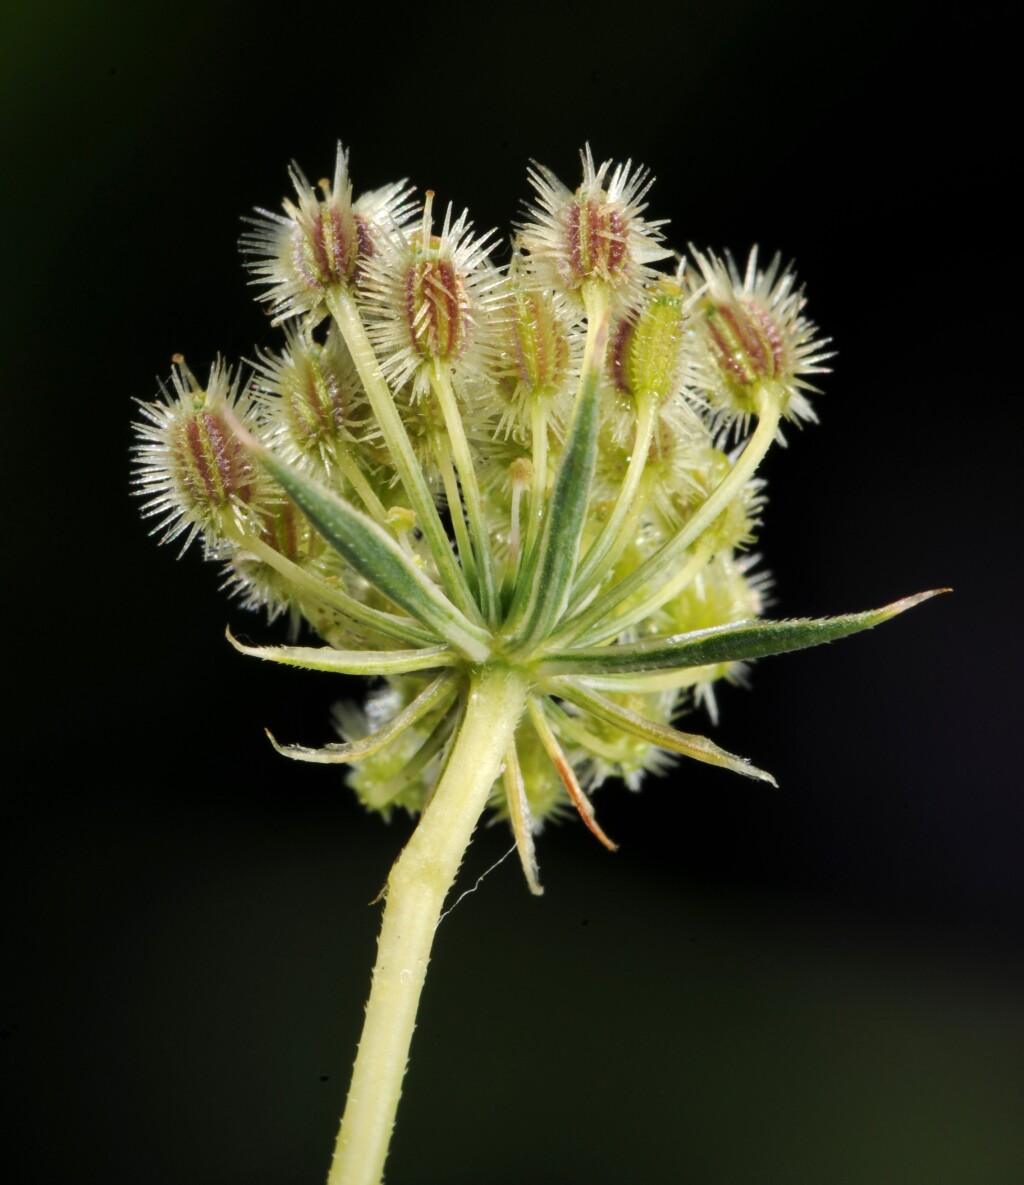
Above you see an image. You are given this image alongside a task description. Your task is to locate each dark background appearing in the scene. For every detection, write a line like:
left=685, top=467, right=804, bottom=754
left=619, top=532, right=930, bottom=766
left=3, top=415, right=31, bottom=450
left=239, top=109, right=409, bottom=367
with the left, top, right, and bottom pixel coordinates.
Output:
left=3, top=1, right=1020, bottom=1182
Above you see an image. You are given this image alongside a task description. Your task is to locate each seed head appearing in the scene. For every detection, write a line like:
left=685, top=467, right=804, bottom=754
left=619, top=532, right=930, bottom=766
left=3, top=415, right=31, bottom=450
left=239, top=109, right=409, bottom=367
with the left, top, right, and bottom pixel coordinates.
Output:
left=610, top=276, right=694, bottom=406
left=518, top=145, right=672, bottom=307
left=254, top=325, right=362, bottom=475
left=686, top=248, right=832, bottom=431
left=404, top=219, right=472, bottom=364
left=133, top=358, right=271, bottom=553
left=242, top=143, right=416, bottom=326
left=129, top=143, right=933, bottom=903
left=581, top=689, right=679, bottom=792
left=504, top=281, right=573, bottom=399
left=361, top=191, right=502, bottom=398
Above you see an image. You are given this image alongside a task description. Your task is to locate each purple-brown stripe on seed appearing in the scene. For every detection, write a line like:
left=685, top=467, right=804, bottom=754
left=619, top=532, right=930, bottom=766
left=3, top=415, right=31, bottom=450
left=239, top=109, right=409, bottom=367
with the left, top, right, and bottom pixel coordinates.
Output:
left=610, top=317, right=635, bottom=395
left=566, top=198, right=629, bottom=283
left=406, top=258, right=469, bottom=360
left=180, top=409, right=255, bottom=508
left=743, top=299, right=786, bottom=377
left=705, top=299, right=782, bottom=386
left=182, top=414, right=220, bottom=504
left=292, top=207, right=359, bottom=293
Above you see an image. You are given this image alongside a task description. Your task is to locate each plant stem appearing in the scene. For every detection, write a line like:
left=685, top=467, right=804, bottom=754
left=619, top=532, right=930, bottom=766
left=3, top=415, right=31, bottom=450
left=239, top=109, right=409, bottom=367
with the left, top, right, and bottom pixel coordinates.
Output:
left=327, top=666, right=530, bottom=1185
left=572, top=393, right=657, bottom=599
left=429, top=361, right=500, bottom=624
left=545, top=392, right=782, bottom=650
left=221, top=525, right=435, bottom=647
left=326, top=286, right=481, bottom=623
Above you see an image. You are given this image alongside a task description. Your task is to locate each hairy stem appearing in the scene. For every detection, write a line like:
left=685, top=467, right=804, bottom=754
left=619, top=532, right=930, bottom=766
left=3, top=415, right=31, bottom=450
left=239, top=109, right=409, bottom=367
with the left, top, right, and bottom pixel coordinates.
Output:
left=327, top=667, right=530, bottom=1185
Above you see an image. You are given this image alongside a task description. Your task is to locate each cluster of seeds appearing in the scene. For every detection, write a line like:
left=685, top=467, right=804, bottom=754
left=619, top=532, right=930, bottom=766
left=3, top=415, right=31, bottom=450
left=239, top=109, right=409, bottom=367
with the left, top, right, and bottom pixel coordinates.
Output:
left=134, top=143, right=924, bottom=893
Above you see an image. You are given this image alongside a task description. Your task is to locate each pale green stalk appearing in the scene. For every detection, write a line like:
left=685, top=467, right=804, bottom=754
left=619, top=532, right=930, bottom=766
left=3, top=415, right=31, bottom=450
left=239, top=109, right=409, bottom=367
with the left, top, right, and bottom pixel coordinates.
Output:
left=335, top=451, right=390, bottom=527
left=506, top=282, right=610, bottom=636
left=429, top=361, right=500, bottom=623
left=572, top=393, right=657, bottom=597
left=432, top=433, right=479, bottom=591
left=221, top=525, right=435, bottom=647
left=230, top=431, right=493, bottom=661
left=658, top=396, right=780, bottom=562
left=326, top=286, right=481, bottom=622
left=572, top=541, right=715, bottom=648
left=327, top=667, right=530, bottom=1185
left=549, top=393, right=781, bottom=649
left=524, top=396, right=550, bottom=561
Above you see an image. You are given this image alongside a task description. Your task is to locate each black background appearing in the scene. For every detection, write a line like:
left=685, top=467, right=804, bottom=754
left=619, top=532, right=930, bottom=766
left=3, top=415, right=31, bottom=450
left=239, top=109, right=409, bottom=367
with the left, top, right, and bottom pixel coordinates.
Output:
left=3, top=1, right=1021, bottom=1182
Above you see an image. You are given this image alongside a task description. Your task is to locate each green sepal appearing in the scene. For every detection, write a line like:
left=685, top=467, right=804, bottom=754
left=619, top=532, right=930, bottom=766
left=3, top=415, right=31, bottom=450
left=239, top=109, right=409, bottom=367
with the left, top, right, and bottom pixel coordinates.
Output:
left=226, top=629, right=457, bottom=677
left=538, top=591, right=946, bottom=679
